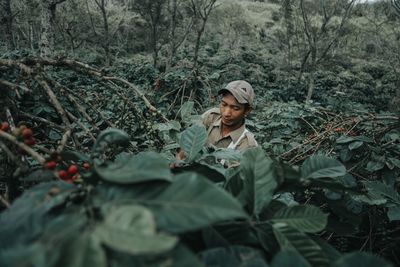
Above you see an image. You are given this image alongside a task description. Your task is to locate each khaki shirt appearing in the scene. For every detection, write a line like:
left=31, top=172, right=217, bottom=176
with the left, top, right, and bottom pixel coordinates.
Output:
left=201, top=108, right=258, bottom=150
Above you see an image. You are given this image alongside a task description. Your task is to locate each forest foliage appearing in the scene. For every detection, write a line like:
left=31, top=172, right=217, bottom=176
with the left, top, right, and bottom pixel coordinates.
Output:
left=1, top=0, right=400, bottom=266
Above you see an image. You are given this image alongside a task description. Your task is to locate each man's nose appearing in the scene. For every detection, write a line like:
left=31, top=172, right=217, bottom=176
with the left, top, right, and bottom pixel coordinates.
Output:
left=223, top=108, right=231, bottom=117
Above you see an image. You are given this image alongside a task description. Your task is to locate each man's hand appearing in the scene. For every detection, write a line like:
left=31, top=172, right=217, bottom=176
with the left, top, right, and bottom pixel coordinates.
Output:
left=170, top=148, right=185, bottom=169
left=175, top=148, right=185, bottom=160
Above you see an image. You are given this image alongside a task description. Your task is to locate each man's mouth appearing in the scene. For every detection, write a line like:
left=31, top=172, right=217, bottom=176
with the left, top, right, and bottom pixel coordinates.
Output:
left=222, top=118, right=233, bottom=124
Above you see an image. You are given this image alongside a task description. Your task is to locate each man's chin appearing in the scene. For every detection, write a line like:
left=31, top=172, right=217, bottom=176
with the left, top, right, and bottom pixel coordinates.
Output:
left=222, top=119, right=234, bottom=126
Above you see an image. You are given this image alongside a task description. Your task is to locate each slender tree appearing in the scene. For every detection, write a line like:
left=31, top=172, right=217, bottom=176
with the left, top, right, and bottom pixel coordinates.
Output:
left=39, top=0, right=68, bottom=58
left=165, top=0, right=193, bottom=72
left=133, top=0, right=168, bottom=68
left=188, top=0, right=218, bottom=71
left=0, top=0, right=15, bottom=50
left=297, top=0, right=356, bottom=102
left=281, top=0, right=293, bottom=72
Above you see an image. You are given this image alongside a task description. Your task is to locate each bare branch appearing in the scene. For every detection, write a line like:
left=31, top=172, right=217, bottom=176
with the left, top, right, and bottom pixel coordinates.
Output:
left=0, top=130, right=46, bottom=164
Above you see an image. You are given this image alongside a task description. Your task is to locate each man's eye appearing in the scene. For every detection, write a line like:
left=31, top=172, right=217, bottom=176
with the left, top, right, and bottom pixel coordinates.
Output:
left=233, top=107, right=240, bottom=111
left=221, top=103, right=227, bottom=107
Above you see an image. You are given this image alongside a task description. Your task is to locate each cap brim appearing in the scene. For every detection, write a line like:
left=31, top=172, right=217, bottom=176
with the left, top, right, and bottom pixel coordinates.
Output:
left=218, top=88, right=249, bottom=105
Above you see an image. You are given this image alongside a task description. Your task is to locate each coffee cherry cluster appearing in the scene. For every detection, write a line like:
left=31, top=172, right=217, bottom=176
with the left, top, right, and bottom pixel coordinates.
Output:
left=43, top=152, right=91, bottom=183
left=7, top=124, right=36, bottom=146
left=58, top=165, right=79, bottom=183
left=0, top=122, right=9, bottom=131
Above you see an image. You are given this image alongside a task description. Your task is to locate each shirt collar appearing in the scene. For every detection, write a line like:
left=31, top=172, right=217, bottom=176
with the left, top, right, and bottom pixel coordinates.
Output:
left=212, top=118, right=246, bottom=143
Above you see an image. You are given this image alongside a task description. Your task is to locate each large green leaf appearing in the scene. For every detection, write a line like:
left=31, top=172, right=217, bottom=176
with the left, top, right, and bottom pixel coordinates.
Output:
left=271, top=205, right=328, bottom=233
left=272, top=224, right=329, bottom=267
left=0, top=182, right=76, bottom=249
left=96, top=152, right=172, bottom=184
left=331, top=252, right=393, bottom=267
left=106, top=244, right=205, bottom=267
left=145, top=172, right=248, bottom=233
left=301, top=156, right=346, bottom=179
left=364, top=181, right=400, bottom=205
left=179, top=101, right=195, bottom=121
left=94, top=205, right=177, bottom=255
left=92, top=128, right=130, bottom=153
left=388, top=206, right=400, bottom=221
left=0, top=244, right=50, bottom=267
left=240, top=147, right=278, bottom=215
left=55, top=232, right=107, bottom=267
left=270, top=249, right=311, bottom=267
left=179, top=124, right=207, bottom=162
left=200, top=246, right=268, bottom=267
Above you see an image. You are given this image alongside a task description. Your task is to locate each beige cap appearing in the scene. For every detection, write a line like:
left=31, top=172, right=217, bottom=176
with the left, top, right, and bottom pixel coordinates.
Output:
left=218, top=80, right=254, bottom=107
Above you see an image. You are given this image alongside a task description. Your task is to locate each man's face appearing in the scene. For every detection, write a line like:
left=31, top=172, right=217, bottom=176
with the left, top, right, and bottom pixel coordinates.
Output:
left=219, top=93, right=251, bottom=129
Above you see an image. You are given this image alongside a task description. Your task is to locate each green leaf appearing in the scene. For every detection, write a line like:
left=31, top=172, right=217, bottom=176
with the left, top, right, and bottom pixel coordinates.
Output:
left=365, top=161, right=385, bottom=172
left=0, top=182, right=76, bottom=249
left=147, top=172, right=248, bottom=233
left=271, top=205, right=328, bottom=233
left=388, top=206, right=400, bottom=222
left=155, top=121, right=181, bottom=131
left=272, top=224, right=329, bottom=267
left=388, top=157, right=400, bottom=169
left=240, top=147, right=278, bottom=215
left=179, top=101, right=195, bottom=121
left=200, top=246, right=268, bottom=267
left=351, top=192, right=387, bottom=205
left=96, top=152, right=172, bottom=184
left=0, top=243, right=54, bottom=267
left=348, top=141, right=363, bottom=150
left=339, top=148, right=353, bottom=162
left=364, top=181, right=400, bottom=205
left=179, top=124, right=207, bottom=162
left=95, top=205, right=177, bottom=255
left=336, top=135, right=372, bottom=144
left=56, top=232, right=107, bottom=267
left=332, top=252, right=393, bottom=267
left=92, top=128, right=130, bottom=153
left=301, top=156, right=346, bottom=179
left=270, top=249, right=311, bottom=267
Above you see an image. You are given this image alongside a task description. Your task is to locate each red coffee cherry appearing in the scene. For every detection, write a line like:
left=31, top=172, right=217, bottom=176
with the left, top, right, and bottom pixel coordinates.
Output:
left=0, top=122, right=9, bottom=131
left=22, top=128, right=33, bottom=139
left=24, top=137, right=36, bottom=146
left=67, top=165, right=78, bottom=175
left=45, top=161, right=57, bottom=170
left=58, top=170, right=68, bottom=180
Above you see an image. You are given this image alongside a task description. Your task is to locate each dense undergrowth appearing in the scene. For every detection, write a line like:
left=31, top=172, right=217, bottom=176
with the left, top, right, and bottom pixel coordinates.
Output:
left=0, top=47, right=399, bottom=266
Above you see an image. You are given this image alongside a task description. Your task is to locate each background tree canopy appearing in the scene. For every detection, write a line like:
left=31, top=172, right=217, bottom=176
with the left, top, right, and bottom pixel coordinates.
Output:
left=0, top=0, right=400, bottom=266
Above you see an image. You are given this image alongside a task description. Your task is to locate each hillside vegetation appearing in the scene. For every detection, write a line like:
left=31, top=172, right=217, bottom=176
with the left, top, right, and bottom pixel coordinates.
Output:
left=0, top=0, right=400, bottom=266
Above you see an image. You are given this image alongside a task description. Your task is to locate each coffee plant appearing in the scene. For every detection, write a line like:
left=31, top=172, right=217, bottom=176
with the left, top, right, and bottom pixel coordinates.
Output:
left=0, top=55, right=399, bottom=266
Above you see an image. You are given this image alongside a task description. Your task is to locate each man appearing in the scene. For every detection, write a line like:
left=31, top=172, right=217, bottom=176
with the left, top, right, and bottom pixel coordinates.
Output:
left=202, top=80, right=258, bottom=150
left=175, top=80, right=258, bottom=162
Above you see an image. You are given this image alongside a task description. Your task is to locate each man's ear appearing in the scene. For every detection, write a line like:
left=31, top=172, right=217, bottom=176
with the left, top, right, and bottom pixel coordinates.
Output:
left=245, top=106, right=253, bottom=116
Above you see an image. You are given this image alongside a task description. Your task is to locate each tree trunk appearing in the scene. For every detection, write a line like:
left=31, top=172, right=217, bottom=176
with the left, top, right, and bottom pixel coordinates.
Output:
left=166, top=0, right=178, bottom=72
left=305, top=47, right=317, bottom=102
left=39, top=0, right=67, bottom=58
left=193, top=20, right=205, bottom=70
left=1, top=0, right=15, bottom=50
left=39, top=1, right=53, bottom=58
left=282, top=0, right=293, bottom=72
left=97, top=0, right=111, bottom=66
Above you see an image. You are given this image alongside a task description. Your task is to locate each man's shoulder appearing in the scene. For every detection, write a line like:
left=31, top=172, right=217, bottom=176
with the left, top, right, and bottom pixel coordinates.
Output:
left=202, top=108, right=220, bottom=128
left=202, top=107, right=220, bottom=117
